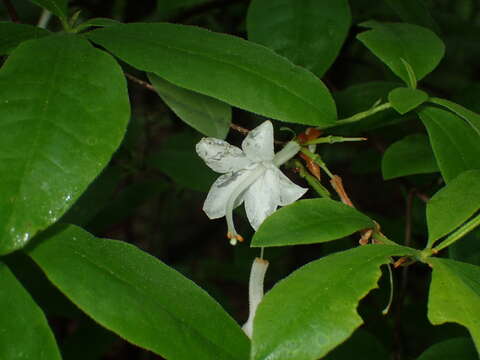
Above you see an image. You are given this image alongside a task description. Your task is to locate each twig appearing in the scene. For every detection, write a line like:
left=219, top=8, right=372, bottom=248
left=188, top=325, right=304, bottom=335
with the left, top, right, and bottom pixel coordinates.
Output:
left=125, top=73, right=155, bottom=91
left=230, top=123, right=250, bottom=135
left=2, top=0, right=20, bottom=23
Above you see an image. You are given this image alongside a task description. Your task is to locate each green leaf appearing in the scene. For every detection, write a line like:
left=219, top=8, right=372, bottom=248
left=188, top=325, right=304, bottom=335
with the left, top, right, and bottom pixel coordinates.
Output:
left=426, top=170, right=480, bottom=247
left=384, top=0, right=440, bottom=33
left=381, top=134, right=438, bottom=180
left=416, top=337, right=478, bottom=360
left=252, top=244, right=418, bottom=360
left=29, top=0, right=68, bottom=20
left=246, top=0, right=351, bottom=77
left=251, top=199, right=374, bottom=247
left=357, top=21, right=445, bottom=85
left=28, top=224, right=249, bottom=360
left=0, top=35, right=130, bottom=255
left=0, top=261, right=61, bottom=360
left=388, top=87, right=428, bottom=115
left=148, top=73, right=231, bottom=138
left=429, top=97, right=480, bottom=136
left=148, top=132, right=216, bottom=192
left=0, top=22, right=50, bottom=55
left=427, top=258, right=480, bottom=353
left=418, top=106, right=480, bottom=183
left=87, top=23, right=336, bottom=126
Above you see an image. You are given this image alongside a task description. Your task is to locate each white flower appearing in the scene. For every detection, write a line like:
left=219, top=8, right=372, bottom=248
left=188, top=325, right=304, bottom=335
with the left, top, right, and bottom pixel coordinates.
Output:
left=196, top=120, right=308, bottom=245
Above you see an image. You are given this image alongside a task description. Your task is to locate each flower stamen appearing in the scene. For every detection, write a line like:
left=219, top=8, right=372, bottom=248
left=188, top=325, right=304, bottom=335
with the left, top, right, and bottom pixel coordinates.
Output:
left=225, top=165, right=265, bottom=245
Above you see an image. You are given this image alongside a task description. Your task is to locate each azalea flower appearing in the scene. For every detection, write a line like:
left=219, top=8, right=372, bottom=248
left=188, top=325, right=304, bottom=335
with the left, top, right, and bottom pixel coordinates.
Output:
left=196, top=120, right=307, bottom=245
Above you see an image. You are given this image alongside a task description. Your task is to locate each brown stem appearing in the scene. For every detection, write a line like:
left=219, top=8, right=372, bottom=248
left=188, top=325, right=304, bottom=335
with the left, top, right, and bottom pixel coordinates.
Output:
left=2, top=0, right=20, bottom=23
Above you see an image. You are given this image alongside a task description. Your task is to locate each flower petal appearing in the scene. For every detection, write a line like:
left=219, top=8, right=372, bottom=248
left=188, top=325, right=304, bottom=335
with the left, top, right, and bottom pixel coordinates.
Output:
left=203, top=169, right=251, bottom=219
left=196, top=138, right=252, bottom=173
left=244, top=167, right=281, bottom=230
left=275, top=167, right=308, bottom=205
left=241, top=120, right=274, bottom=161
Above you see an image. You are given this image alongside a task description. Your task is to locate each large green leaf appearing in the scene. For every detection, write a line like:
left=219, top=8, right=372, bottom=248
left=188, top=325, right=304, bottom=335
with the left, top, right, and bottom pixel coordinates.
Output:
left=427, top=258, right=480, bottom=353
left=0, top=35, right=130, bottom=255
left=251, top=199, right=374, bottom=247
left=148, top=73, right=231, bottom=138
left=416, top=337, right=478, bottom=360
left=382, top=134, right=438, bottom=180
left=87, top=23, right=336, bottom=126
left=252, top=244, right=418, bottom=360
left=29, top=0, right=68, bottom=19
left=418, top=106, right=480, bottom=183
left=384, top=0, right=439, bottom=33
left=426, top=170, right=480, bottom=247
left=27, top=224, right=249, bottom=360
left=429, top=97, right=480, bottom=136
left=357, top=21, right=445, bottom=85
left=0, top=261, right=61, bottom=360
left=388, top=87, right=428, bottom=115
left=0, top=22, right=50, bottom=55
left=246, top=0, right=351, bottom=77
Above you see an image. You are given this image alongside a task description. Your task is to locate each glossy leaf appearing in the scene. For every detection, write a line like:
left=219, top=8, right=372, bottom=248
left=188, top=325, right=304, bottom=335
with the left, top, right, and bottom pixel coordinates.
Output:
left=148, top=73, right=231, bottom=138
left=388, top=87, right=428, bottom=115
left=426, top=170, right=480, bottom=246
left=28, top=224, right=249, bottom=360
left=429, top=97, right=480, bottom=136
left=148, top=132, right=216, bottom=192
left=246, top=0, right=351, bottom=77
left=87, top=23, right=337, bottom=126
left=416, top=337, right=478, bottom=360
left=0, top=22, right=50, bottom=55
left=427, top=258, right=480, bottom=353
left=252, top=244, right=418, bottom=360
left=251, top=199, right=374, bottom=247
left=384, top=0, right=439, bottom=33
left=29, top=0, right=68, bottom=19
left=357, top=21, right=445, bottom=85
left=0, top=261, right=61, bottom=360
left=0, top=35, right=130, bottom=255
left=418, top=106, right=480, bottom=183
left=382, top=134, right=438, bottom=180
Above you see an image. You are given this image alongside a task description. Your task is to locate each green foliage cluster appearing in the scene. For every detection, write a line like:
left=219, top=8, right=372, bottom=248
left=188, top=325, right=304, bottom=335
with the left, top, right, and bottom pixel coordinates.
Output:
left=0, top=0, right=479, bottom=359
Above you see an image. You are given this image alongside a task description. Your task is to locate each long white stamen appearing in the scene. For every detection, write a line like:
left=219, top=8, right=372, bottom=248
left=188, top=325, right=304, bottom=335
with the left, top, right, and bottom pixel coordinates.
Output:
left=273, top=141, right=301, bottom=167
left=242, top=257, right=269, bottom=338
left=225, top=165, right=265, bottom=244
